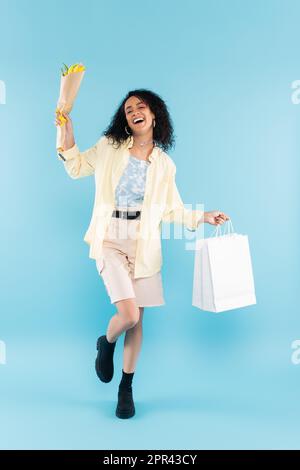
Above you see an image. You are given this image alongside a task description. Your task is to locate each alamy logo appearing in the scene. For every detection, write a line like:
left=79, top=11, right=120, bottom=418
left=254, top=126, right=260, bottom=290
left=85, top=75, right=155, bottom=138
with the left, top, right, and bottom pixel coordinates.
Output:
left=0, top=340, right=6, bottom=365
left=291, top=340, right=300, bottom=365
left=0, top=80, right=6, bottom=104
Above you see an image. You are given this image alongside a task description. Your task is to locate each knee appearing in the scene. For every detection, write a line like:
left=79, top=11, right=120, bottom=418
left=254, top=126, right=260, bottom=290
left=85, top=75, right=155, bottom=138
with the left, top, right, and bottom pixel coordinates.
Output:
left=123, top=308, right=140, bottom=329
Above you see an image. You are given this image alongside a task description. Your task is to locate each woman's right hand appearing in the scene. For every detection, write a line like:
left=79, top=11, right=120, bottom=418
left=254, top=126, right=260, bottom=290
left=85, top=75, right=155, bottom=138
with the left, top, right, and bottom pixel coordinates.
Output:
left=54, top=111, right=75, bottom=151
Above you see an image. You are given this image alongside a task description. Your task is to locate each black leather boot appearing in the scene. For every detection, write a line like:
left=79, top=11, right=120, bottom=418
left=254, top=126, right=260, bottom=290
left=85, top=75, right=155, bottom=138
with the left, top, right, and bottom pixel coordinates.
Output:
left=95, top=335, right=116, bottom=383
left=115, top=370, right=135, bottom=419
left=116, top=386, right=135, bottom=419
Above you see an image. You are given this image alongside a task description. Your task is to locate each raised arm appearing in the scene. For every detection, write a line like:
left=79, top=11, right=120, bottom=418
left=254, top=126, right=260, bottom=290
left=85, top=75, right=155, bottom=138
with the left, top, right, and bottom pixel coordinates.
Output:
left=55, top=112, right=103, bottom=179
left=57, top=141, right=101, bottom=179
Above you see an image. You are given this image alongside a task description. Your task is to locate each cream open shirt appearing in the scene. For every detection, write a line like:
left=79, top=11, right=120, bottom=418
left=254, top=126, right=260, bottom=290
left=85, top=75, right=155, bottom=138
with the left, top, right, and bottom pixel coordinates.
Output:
left=57, top=135, right=204, bottom=278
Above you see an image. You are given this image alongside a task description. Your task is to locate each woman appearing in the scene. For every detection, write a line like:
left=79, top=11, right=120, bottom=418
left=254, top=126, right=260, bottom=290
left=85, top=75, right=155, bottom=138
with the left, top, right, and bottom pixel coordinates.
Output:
left=55, top=89, right=230, bottom=420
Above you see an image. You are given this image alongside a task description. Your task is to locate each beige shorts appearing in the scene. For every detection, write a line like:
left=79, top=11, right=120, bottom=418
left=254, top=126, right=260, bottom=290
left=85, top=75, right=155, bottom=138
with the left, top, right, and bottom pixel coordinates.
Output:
left=95, top=206, right=165, bottom=307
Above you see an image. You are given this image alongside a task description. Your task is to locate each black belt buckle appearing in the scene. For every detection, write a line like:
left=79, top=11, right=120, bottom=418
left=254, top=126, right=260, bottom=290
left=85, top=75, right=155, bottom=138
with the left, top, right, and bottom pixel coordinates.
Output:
left=113, top=210, right=141, bottom=219
left=127, top=210, right=141, bottom=219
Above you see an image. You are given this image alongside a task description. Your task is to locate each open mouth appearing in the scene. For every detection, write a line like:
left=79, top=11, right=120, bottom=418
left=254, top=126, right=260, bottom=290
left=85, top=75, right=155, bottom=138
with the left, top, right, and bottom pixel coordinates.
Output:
left=133, top=118, right=145, bottom=125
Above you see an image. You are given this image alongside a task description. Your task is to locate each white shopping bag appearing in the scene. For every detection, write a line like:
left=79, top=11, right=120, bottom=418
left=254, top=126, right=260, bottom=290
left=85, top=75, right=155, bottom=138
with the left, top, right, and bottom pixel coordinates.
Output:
left=192, top=220, right=256, bottom=312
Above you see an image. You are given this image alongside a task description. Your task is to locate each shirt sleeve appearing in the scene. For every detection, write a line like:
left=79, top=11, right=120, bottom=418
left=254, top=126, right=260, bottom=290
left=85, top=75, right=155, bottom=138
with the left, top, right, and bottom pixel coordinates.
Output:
left=161, top=164, right=204, bottom=231
left=57, top=136, right=105, bottom=179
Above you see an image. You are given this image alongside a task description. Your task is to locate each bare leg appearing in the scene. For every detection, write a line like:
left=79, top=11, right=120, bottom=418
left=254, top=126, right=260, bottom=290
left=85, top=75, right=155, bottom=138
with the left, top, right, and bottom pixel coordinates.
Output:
left=106, top=298, right=140, bottom=343
left=123, top=307, right=144, bottom=373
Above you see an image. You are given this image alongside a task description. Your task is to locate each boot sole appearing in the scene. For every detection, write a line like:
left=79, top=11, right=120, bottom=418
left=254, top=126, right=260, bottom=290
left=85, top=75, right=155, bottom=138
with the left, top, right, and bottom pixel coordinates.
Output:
left=116, top=408, right=135, bottom=419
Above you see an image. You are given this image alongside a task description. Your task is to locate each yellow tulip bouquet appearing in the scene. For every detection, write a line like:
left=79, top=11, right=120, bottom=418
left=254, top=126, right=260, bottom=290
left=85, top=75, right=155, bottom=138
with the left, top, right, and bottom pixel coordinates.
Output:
left=55, top=62, right=86, bottom=152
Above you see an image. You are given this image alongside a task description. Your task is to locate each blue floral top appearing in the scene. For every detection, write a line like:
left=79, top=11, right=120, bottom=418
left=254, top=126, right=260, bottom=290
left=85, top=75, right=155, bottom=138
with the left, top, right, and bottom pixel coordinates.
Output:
left=114, top=154, right=150, bottom=208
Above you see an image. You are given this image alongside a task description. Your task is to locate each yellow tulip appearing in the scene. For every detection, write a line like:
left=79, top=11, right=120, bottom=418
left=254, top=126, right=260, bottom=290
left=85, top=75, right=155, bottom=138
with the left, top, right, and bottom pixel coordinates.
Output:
left=70, top=63, right=79, bottom=73
left=60, top=62, right=85, bottom=76
left=71, top=63, right=85, bottom=73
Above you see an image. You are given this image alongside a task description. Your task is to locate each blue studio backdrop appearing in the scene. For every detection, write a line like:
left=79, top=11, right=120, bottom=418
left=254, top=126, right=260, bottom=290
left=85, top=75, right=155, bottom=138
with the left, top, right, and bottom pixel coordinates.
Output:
left=0, top=0, right=299, bottom=449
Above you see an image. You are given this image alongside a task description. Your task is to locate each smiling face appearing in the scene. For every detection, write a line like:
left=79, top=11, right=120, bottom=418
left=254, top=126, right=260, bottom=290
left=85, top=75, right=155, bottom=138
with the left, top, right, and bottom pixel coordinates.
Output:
left=124, top=96, right=155, bottom=136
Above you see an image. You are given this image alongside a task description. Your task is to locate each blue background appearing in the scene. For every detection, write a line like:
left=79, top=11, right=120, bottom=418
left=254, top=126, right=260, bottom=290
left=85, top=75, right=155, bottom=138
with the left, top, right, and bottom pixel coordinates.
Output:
left=0, top=0, right=299, bottom=450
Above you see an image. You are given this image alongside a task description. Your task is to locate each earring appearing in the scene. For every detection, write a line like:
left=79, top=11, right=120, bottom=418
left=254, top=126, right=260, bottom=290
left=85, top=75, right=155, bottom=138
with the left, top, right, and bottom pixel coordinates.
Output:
left=125, top=125, right=131, bottom=135
left=153, top=119, right=156, bottom=128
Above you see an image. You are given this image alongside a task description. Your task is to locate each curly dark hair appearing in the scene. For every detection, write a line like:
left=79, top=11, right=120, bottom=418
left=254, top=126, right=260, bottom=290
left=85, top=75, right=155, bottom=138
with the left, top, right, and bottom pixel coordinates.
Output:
left=102, top=89, right=176, bottom=153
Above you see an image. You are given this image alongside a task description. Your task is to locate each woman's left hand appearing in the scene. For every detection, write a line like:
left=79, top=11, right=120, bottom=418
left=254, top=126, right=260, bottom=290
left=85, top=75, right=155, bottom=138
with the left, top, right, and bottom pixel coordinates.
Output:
left=204, top=211, right=230, bottom=225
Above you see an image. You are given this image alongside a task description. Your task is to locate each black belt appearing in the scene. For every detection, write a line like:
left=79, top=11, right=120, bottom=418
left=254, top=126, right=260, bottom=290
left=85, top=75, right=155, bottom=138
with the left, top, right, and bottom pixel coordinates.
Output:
left=112, top=210, right=141, bottom=219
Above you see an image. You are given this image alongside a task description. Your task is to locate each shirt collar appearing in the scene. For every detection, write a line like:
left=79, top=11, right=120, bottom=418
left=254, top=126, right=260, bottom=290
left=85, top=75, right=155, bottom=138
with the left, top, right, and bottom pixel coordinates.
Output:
left=125, top=135, right=160, bottom=162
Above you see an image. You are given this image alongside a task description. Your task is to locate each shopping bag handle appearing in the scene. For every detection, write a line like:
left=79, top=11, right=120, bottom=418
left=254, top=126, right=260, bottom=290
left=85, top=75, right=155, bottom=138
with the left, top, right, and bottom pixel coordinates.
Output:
left=210, top=218, right=235, bottom=238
